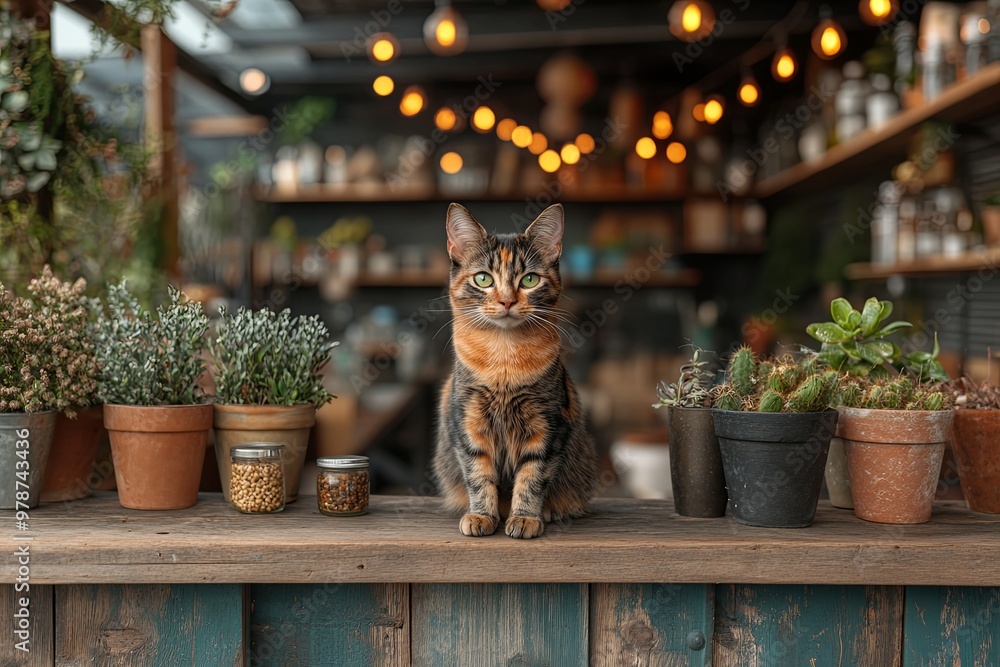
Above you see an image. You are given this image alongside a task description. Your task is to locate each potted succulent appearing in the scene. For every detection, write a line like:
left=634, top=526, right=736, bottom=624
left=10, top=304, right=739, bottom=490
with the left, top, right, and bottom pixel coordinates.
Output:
left=211, top=307, right=337, bottom=503
left=0, top=268, right=98, bottom=509
left=653, top=347, right=727, bottom=518
left=945, top=375, right=1000, bottom=513
left=837, top=377, right=951, bottom=524
left=807, top=297, right=948, bottom=508
left=711, top=348, right=840, bottom=528
left=95, top=281, right=212, bottom=510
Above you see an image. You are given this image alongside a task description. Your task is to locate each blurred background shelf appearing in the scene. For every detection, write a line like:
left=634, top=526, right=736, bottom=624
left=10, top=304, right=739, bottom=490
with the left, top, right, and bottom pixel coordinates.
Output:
left=845, top=250, right=1000, bottom=280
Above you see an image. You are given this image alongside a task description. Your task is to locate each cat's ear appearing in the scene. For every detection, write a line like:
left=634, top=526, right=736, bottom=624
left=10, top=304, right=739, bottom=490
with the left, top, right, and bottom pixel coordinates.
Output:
left=446, top=203, right=487, bottom=263
left=525, top=203, right=564, bottom=263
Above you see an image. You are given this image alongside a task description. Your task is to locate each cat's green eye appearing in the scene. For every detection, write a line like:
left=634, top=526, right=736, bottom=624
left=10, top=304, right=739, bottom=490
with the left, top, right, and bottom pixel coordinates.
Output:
left=520, top=273, right=540, bottom=288
left=473, top=272, right=494, bottom=288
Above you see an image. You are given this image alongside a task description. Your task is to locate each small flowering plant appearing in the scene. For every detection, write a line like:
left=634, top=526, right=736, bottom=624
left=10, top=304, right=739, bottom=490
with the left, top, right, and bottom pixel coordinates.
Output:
left=0, top=267, right=99, bottom=415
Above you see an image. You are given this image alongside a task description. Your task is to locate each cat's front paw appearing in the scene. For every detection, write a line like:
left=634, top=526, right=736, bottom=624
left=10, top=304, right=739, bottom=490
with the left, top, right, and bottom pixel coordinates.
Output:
left=460, top=513, right=498, bottom=536
left=505, top=515, right=544, bottom=539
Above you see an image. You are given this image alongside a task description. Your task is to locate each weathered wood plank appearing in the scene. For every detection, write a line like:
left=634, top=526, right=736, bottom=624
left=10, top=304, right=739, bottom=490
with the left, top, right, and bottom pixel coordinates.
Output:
left=904, top=586, right=1000, bottom=666
left=590, top=583, right=713, bottom=667
left=249, top=583, right=408, bottom=667
left=54, top=584, right=244, bottom=666
left=0, top=584, right=53, bottom=666
left=411, top=583, right=587, bottom=666
left=713, top=584, right=903, bottom=667
left=9, top=494, right=1000, bottom=584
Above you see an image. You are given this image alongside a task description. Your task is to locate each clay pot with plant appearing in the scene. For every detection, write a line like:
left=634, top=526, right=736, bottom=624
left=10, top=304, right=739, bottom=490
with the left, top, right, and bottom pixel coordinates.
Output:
left=96, top=281, right=212, bottom=510
left=807, top=297, right=949, bottom=508
left=211, top=307, right=337, bottom=503
left=653, top=347, right=727, bottom=518
left=711, top=348, right=841, bottom=528
left=944, top=375, right=1000, bottom=513
left=0, top=268, right=99, bottom=509
left=837, top=377, right=952, bottom=524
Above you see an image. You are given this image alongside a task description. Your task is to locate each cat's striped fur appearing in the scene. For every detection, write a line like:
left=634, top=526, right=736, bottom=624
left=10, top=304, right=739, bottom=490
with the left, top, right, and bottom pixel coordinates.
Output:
left=433, top=203, right=597, bottom=539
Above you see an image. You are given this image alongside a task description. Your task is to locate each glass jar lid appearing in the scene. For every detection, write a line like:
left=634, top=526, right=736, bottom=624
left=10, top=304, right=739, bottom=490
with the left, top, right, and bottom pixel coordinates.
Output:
left=231, top=443, right=285, bottom=459
left=317, top=455, right=369, bottom=469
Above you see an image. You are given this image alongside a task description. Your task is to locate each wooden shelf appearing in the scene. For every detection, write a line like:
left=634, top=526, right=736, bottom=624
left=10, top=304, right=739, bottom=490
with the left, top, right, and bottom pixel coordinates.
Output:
left=754, top=63, right=1000, bottom=200
left=268, top=269, right=703, bottom=289
left=254, top=183, right=717, bottom=204
left=845, top=249, right=1000, bottom=280
left=14, top=494, right=1000, bottom=585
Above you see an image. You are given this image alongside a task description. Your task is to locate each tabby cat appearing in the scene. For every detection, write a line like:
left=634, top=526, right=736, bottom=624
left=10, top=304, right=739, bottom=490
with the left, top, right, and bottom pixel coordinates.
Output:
left=433, top=202, right=597, bottom=539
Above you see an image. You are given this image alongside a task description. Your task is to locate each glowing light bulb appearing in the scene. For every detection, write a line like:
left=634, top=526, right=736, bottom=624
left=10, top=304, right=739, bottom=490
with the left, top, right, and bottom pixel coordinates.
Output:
left=692, top=102, right=706, bottom=122
left=511, top=125, right=533, bottom=148
left=399, top=86, right=426, bottom=116
left=435, top=107, right=457, bottom=131
left=652, top=111, right=673, bottom=140
left=538, top=149, right=561, bottom=173
left=772, top=48, right=797, bottom=81
left=869, top=0, right=890, bottom=18
left=738, top=77, right=760, bottom=106
left=436, top=19, right=457, bottom=47
left=497, top=118, right=517, bottom=141
left=240, top=68, right=269, bottom=95
left=367, top=33, right=400, bottom=63
left=424, top=6, right=468, bottom=55
left=575, top=133, right=595, bottom=154
left=372, top=75, right=394, bottom=96
left=703, top=98, right=723, bottom=124
left=529, top=132, right=548, bottom=155
left=472, top=106, right=496, bottom=132
left=560, top=143, right=581, bottom=165
left=681, top=3, right=701, bottom=32
left=666, top=142, right=687, bottom=163
left=669, top=1, right=715, bottom=42
left=440, top=152, right=463, bottom=174
left=635, top=137, right=657, bottom=159
left=860, top=0, right=898, bottom=25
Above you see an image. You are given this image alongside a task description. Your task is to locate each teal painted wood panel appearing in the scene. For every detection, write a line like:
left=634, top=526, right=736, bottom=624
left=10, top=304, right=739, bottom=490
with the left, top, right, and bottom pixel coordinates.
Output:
left=713, top=584, right=903, bottom=667
left=590, top=583, right=713, bottom=667
left=249, top=583, right=408, bottom=666
left=904, top=586, right=1000, bottom=666
left=55, top=584, right=244, bottom=666
left=411, top=583, right=588, bottom=667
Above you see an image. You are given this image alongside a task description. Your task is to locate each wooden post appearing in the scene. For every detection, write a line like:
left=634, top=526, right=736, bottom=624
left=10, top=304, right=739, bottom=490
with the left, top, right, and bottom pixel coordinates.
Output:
left=141, top=24, right=180, bottom=280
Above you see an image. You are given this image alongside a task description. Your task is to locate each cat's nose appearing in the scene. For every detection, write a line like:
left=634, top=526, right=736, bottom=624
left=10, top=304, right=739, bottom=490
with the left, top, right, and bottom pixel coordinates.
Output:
left=499, top=298, right=517, bottom=310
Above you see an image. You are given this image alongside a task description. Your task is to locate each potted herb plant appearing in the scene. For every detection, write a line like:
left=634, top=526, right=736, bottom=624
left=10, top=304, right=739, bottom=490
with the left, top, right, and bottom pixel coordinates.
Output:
left=807, top=297, right=948, bottom=508
left=211, top=307, right=337, bottom=503
left=0, top=268, right=97, bottom=509
left=837, top=377, right=951, bottom=524
left=653, top=347, right=727, bottom=518
left=711, top=348, right=840, bottom=528
left=95, top=281, right=212, bottom=510
left=945, top=375, right=1000, bottom=514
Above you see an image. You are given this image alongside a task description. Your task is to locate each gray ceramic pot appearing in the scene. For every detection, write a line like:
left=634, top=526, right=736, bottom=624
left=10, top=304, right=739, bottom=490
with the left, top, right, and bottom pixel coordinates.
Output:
left=666, top=407, right=728, bottom=517
left=0, top=411, right=57, bottom=509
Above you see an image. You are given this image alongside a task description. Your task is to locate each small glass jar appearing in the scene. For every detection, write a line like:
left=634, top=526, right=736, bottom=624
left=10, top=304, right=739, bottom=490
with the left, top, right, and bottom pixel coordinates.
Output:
left=317, top=456, right=370, bottom=516
left=230, top=444, right=286, bottom=514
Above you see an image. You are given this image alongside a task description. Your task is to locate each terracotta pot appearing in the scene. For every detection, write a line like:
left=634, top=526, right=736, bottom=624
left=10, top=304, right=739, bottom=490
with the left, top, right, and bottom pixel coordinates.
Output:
left=951, top=409, right=1000, bottom=513
left=823, top=437, right=854, bottom=509
left=0, top=411, right=57, bottom=509
left=104, top=404, right=213, bottom=510
left=41, top=406, right=105, bottom=502
left=840, top=407, right=953, bottom=524
left=214, top=404, right=316, bottom=503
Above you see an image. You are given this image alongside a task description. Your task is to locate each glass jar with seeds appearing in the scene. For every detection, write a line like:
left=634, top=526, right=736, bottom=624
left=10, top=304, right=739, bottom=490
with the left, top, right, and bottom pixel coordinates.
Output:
left=317, top=456, right=370, bottom=516
left=230, top=444, right=286, bottom=514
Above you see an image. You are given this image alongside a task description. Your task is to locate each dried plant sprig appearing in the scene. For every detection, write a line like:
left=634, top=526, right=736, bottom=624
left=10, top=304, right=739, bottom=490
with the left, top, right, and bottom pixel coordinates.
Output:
left=654, top=347, right=716, bottom=409
left=211, top=306, right=338, bottom=407
left=945, top=376, right=1000, bottom=410
left=95, top=280, right=209, bottom=406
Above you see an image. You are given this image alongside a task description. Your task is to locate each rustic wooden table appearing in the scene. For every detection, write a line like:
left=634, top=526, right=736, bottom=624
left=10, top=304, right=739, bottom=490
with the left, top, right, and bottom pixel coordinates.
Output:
left=3, top=493, right=999, bottom=665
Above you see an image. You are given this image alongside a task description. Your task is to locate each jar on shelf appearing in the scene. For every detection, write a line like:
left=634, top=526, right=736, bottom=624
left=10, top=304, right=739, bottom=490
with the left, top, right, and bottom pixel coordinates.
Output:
left=317, top=456, right=370, bottom=516
left=230, top=444, right=286, bottom=514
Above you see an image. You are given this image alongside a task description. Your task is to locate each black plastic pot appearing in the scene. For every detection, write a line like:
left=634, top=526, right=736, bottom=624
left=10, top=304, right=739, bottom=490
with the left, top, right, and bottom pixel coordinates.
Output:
left=711, top=409, right=839, bottom=528
left=666, top=407, right=727, bottom=517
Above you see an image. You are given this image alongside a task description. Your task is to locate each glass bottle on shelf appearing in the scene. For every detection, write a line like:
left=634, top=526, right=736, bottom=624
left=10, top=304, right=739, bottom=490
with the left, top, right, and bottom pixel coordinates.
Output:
left=867, top=74, right=899, bottom=130
left=897, top=196, right=917, bottom=262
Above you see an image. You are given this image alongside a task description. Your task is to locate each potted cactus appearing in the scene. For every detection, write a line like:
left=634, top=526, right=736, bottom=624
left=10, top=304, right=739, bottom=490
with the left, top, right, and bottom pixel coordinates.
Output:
left=807, top=297, right=948, bottom=508
left=95, top=281, right=212, bottom=510
left=0, top=268, right=98, bottom=509
left=653, top=347, right=727, bottom=518
left=711, top=348, right=840, bottom=528
left=211, top=307, right=337, bottom=503
left=943, top=375, right=1000, bottom=514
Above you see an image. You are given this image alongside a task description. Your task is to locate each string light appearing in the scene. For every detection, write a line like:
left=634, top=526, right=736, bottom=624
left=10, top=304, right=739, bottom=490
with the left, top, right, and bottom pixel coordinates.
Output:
left=738, top=74, right=760, bottom=106
left=435, top=107, right=457, bottom=131
left=472, top=106, right=496, bottom=132
left=575, top=133, right=595, bottom=154
left=652, top=111, right=673, bottom=140
left=424, top=4, right=468, bottom=56
left=367, top=33, right=400, bottom=64
left=440, top=152, right=463, bottom=174
left=511, top=125, right=533, bottom=148
left=399, top=86, right=427, bottom=116
left=529, top=132, right=548, bottom=155
left=666, top=142, right=687, bottom=163
left=536, top=0, right=571, bottom=9
left=372, top=75, right=395, bottom=96
left=772, top=46, right=798, bottom=81
left=497, top=118, right=517, bottom=141
left=859, top=0, right=898, bottom=26
left=703, top=96, right=724, bottom=124
left=812, top=8, right=847, bottom=60
left=635, top=137, right=657, bottom=159
left=692, top=102, right=706, bottom=122
left=560, top=143, right=581, bottom=165
left=668, top=1, right=715, bottom=42
left=538, top=149, right=561, bottom=173
left=239, top=68, right=269, bottom=95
